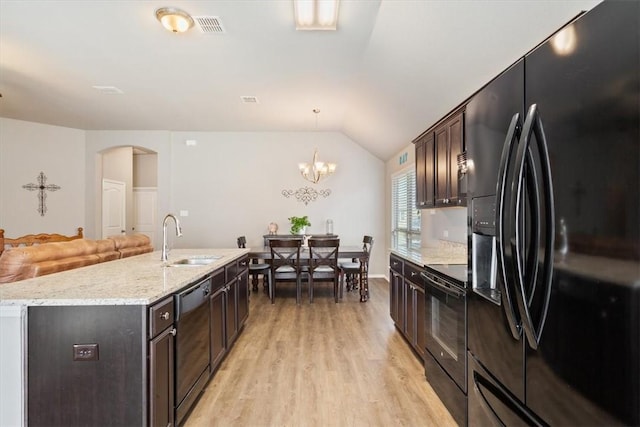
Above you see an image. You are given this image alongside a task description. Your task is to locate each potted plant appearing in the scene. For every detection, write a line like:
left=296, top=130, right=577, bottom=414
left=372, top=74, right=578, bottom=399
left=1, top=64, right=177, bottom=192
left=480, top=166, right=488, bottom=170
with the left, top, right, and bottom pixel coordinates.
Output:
left=288, top=215, right=311, bottom=235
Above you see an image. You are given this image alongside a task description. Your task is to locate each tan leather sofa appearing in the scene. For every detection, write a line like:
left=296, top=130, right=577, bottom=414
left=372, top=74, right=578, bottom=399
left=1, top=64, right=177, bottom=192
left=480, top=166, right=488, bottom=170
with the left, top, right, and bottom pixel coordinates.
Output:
left=107, top=234, right=155, bottom=258
left=0, top=234, right=153, bottom=284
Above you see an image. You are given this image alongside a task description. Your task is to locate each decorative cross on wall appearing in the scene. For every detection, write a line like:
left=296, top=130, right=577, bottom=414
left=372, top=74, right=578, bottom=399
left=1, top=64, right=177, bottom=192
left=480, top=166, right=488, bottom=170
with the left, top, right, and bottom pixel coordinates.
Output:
left=22, top=172, right=61, bottom=216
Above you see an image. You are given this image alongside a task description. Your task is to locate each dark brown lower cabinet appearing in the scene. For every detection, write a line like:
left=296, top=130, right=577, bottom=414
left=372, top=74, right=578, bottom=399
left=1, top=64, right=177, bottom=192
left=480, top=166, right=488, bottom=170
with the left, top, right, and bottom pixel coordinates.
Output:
left=210, top=268, right=227, bottom=373
left=237, top=268, right=249, bottom=328
left=389, top=254, right=427, bottom=361
left=404, top=279, right=415, bottom=340
left=226, top=276, right=239, bottom=345
left=414, top=284, right=426, bottom=360
left=211, top=257, right=249, bottom=375
left=406, top=280, right=426, bottom=360
left=389, top=254, right=404, bottom=327
left=149, top=325, right=175, bottom=427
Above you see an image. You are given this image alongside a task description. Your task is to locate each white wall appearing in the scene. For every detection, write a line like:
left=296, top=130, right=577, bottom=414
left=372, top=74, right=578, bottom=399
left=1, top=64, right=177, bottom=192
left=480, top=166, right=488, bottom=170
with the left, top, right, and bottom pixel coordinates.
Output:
left=86, top=129, right=387, bottom=276
left=2, top=122, right=387, bottom=275
left=169, top=131, right=387, bottom=276
left=0, top=118, right=85, bottom=236
left=133, top=153, right=157, bottom=187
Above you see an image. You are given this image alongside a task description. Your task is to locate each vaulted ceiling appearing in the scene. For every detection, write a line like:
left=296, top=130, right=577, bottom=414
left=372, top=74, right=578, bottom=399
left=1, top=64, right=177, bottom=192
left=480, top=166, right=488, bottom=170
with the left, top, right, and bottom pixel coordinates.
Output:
left=0, top=0, right=601, bottom=160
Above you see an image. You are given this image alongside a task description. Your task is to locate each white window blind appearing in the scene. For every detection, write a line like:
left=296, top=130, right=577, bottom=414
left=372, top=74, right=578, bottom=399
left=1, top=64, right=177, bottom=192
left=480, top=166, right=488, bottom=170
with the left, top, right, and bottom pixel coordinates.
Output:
left=392, top=168, right=421, bottom=250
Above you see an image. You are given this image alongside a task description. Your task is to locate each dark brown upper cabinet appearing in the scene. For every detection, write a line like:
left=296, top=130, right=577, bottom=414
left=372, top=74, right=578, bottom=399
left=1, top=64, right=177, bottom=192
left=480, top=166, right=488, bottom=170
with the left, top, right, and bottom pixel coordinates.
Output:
left=415, top=132, right=435, bottom=208
left=414, top=108, right=466, bottom=209
left=435, top=110, right=465, bottom=207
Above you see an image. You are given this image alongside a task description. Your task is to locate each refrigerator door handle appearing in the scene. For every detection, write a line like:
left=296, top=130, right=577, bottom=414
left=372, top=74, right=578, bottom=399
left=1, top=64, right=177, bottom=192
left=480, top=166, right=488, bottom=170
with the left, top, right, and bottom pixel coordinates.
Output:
left=495, top=113, right=522, bottom=340
left=511, top=104, right=555, bottom=350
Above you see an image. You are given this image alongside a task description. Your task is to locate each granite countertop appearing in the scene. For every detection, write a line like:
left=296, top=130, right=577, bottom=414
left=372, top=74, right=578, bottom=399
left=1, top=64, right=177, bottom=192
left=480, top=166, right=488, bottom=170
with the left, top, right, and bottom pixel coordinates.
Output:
left=0, top=248, right=249, bottom=307
left=391, top=241, right=468, bottom=267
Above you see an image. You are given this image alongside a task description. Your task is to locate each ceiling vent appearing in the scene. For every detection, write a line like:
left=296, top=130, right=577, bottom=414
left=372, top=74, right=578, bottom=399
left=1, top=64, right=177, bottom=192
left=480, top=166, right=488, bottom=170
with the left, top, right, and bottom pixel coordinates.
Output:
left=193, top=16, right=225, bottom=34
left=241, top=96, right=259, bottom=104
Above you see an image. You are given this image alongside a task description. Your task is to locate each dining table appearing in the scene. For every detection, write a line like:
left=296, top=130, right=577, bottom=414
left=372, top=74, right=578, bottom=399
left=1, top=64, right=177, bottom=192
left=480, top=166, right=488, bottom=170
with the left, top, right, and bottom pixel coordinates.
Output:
left=247, top=244, right=370, bottom=302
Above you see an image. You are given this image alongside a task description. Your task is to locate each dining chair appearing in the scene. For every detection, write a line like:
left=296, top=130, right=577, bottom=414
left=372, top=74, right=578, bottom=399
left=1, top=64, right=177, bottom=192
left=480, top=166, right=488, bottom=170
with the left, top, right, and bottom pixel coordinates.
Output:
left=237, top=236, right=271, bottom=295
left=339, top=235, right=373, bottom=298
left=269, top=238, right=303, bottom=304
left=308, top=237, right=341, bottom=303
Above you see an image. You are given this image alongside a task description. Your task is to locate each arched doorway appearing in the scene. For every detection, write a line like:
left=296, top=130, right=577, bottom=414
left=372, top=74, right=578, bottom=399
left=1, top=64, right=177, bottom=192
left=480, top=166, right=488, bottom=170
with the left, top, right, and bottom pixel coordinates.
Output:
left=100, top=146, right=158, bottom=246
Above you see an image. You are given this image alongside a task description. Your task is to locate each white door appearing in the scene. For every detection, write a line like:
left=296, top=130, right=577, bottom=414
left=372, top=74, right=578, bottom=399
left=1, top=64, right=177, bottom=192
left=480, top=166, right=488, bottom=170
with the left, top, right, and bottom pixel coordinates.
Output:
left=102, top=179, right=126, bottom=238
left=133, top=187, right=157, bottom=247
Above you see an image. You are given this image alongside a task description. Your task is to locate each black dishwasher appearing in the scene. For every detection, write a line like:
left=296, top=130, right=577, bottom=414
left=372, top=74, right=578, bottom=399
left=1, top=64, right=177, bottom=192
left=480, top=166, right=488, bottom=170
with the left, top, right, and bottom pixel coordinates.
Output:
left=175, top=276, right=211, bottom=425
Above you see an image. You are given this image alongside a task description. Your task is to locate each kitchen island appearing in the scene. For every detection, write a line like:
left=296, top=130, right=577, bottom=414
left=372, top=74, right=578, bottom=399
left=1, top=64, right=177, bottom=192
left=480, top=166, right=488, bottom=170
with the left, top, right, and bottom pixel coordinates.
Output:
left=0, top=248, right=249, bottom=427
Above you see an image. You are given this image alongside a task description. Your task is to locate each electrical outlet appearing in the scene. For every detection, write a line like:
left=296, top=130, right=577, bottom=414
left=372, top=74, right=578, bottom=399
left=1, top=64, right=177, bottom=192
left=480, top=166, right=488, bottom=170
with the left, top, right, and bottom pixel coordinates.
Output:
left=73, top=344, right=99, bottom=361
left=180, top=210, right=189, bottom=217
left=443, top=230, right=449, bottom=238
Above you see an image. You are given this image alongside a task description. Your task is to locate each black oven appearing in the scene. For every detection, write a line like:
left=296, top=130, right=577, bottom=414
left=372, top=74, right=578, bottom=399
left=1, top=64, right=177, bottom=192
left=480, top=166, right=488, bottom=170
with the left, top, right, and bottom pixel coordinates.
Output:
left=422, top=264, right=468, bottom=427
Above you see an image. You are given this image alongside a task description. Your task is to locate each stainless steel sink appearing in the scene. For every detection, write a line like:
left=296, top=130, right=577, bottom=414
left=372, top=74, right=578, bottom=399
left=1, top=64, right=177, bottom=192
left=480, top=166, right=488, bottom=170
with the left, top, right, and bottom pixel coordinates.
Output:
left=168, top=256, right=221, bottom=267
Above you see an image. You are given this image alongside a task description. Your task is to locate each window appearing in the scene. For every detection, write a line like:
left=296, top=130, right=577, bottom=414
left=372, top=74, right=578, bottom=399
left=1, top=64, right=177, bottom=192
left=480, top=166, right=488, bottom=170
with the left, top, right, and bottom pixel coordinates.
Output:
left=392, top=168, right=421, bottom=250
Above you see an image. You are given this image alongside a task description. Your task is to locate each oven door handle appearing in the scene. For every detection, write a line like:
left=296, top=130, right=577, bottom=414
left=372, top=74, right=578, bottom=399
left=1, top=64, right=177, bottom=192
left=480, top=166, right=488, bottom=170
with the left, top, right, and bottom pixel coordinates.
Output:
left=421, top=273, right=463, bottom=298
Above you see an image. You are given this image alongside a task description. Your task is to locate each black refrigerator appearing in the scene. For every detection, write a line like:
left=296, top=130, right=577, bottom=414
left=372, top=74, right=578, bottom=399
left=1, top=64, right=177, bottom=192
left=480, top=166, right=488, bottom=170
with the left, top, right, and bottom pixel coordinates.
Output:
left=465, top=1, right=639, bottom=425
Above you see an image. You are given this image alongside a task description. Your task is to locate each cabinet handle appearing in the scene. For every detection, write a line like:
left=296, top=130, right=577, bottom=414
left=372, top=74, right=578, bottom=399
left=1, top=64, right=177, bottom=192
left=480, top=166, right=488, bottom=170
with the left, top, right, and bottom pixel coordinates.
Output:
left=160, top=312, right=170, bottom=320
left=410, top=271, right=418, bottom=277
left=170, top=328, right=177, bottom=336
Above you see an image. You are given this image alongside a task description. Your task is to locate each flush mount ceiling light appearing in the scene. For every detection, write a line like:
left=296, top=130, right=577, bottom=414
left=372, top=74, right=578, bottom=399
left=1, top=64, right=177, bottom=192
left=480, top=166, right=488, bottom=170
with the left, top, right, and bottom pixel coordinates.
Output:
left=298, top=109, right=337, bottom=184
left=156, top=7, right=194, bottom=33
left=294, top=0, right=339, bottom=30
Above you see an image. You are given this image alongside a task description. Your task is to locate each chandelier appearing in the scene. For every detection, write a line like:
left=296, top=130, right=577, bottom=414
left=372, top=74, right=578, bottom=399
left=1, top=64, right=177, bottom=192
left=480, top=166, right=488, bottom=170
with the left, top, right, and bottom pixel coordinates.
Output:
left=298, top=148, right=337, bottom=184
left=298, top=109, right=336, bottom=184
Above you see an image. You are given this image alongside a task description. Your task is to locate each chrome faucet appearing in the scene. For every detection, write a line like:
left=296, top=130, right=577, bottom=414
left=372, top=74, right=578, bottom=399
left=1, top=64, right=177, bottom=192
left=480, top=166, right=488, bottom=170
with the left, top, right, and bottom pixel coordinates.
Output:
left=161, top=213, right=183, bottom=263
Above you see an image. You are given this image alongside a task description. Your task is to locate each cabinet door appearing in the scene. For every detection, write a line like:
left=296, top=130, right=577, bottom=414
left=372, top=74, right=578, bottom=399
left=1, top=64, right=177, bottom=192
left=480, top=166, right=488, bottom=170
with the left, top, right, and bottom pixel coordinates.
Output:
left=210, top=287, right=226, bottom=372
left=404, top=261, right=426, bottom=359
left=237, top=269, right=249, bottom=328
left=415, top=133, right=435, bottom=208
left=434, top=110, right=465, bottom=206
left=447, top=112, right=464, bottom=206
left=416, top=138, right=426, bottom=208
left=226, top=278, right=238, bottom=345
left=404, top=280, right=415, bottom=340
left=149, top=326, right=175, bottom=427
left=425, top=133, right=435, bottom=207
left=414, top=285, right=426, bottom=360
left=389, top=269, right=403, bottom=326
left=435, top=125, right=450, bottom=205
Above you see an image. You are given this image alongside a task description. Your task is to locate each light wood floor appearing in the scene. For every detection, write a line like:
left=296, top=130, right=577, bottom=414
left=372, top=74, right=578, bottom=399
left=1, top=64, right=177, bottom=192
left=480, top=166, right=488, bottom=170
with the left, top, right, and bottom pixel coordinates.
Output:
left=184, top=278, right=457, bottom=427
